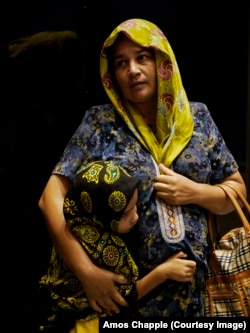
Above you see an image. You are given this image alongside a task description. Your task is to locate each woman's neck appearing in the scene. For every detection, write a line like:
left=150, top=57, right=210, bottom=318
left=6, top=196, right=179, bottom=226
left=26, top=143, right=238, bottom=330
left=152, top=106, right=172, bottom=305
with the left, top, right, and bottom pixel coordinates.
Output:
left=133, top=99, right=157, bottom=128
left=139, top=108, right=157, bottom=130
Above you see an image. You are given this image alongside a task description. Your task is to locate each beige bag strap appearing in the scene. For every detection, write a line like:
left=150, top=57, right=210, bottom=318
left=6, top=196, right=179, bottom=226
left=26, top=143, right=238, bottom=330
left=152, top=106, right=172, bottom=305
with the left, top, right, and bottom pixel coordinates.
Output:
left=215, top=183, right=250, bottom=232
left=207, top=183, right=250, bottom=273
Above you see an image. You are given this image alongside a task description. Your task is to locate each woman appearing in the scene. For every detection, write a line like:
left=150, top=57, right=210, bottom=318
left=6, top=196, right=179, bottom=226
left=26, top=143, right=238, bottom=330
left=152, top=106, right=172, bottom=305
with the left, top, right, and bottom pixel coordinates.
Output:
left=38, top=18, right=246, bottom=325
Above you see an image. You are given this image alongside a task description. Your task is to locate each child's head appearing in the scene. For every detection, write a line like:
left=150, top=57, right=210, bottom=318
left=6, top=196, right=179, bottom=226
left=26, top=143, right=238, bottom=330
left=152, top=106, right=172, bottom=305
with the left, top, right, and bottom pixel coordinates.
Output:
left=66, top=160, right=139, bottom=233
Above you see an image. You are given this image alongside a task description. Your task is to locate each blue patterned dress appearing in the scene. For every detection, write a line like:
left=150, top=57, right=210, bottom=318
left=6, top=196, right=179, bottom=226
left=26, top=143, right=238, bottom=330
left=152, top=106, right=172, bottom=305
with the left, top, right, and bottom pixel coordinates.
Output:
left=52, top=101, right=238, bottom=317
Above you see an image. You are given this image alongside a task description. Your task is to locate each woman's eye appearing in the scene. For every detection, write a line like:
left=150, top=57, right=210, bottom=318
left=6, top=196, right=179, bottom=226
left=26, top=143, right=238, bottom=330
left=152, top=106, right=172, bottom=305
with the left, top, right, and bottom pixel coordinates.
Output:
left=115, top=60, right=126, bottom=68
left=139, top=52, right=153, bottom=61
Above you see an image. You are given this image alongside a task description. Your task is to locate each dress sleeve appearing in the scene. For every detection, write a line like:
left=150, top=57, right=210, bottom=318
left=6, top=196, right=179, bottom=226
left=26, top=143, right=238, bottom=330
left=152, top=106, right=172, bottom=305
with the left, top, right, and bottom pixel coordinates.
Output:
left=191, top=102, right=239, bottom=184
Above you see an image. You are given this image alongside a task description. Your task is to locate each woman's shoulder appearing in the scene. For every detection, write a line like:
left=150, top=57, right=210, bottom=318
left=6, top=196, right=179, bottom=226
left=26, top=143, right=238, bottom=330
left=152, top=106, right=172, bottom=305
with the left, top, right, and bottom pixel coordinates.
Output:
left=189, top=101, right=209, bottom=113
left=83, top=103, right=125, bottom=127
left=87, top=103, right=115, bottom=114
left=80, top=103, right=115, bottom=123
left=189, top=101, right=213, bottom=123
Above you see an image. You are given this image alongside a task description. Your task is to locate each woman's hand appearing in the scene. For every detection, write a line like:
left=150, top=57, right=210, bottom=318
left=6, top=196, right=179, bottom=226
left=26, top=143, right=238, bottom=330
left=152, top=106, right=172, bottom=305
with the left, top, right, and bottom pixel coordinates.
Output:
left=79, top=265, right=129, bottom=313
left=153, top=163, right=196, bottom=205
left=153, top=163, right=246, bottom=214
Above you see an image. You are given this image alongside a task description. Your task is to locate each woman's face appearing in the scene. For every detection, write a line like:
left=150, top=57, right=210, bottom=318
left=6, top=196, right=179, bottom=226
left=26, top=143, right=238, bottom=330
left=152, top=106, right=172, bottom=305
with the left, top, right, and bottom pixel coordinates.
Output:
left=113, top=36, right=157, bottom=108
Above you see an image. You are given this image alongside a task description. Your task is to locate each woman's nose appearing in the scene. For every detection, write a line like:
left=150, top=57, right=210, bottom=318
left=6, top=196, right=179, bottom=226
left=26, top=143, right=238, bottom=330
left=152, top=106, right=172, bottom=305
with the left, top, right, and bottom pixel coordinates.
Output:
left=128, top=62, right=140, bottom=76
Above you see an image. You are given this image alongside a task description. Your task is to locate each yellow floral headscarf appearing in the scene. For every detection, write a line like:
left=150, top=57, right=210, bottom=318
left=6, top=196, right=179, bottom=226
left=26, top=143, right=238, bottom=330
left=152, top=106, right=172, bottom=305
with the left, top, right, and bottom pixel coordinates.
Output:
left=100, top=18, right=194, bottom=167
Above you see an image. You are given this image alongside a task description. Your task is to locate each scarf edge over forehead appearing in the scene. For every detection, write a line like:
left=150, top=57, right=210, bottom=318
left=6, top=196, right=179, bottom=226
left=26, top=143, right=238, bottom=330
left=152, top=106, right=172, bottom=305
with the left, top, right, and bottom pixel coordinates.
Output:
left=100, top=18, right=194, bottom=167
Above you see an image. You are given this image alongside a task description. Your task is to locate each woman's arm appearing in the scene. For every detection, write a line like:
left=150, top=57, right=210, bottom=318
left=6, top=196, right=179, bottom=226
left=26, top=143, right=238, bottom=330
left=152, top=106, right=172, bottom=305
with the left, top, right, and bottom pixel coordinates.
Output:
left=135, top=251, right=196, bottom=300
left=154, top=164, right=246, bottom=215
left=38, top=174, right=128, bottom=313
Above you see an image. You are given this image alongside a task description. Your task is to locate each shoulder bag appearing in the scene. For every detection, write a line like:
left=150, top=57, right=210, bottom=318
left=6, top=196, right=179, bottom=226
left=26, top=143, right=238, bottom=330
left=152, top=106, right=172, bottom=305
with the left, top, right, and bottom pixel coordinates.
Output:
left=204, top=182, right=250, bottom=316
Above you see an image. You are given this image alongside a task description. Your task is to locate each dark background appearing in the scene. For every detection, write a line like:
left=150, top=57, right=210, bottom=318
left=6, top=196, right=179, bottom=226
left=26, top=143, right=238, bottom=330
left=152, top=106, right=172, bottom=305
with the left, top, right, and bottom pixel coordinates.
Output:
left=1, top=1, right=249, bottom=331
